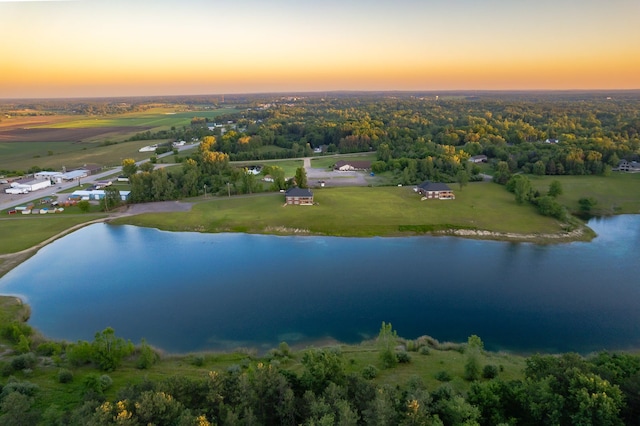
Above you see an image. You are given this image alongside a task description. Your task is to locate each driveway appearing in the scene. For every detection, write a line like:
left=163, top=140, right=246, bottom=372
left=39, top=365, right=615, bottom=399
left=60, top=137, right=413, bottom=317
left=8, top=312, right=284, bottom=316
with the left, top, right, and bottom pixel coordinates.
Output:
left=303, top=157, right=370, bottom=187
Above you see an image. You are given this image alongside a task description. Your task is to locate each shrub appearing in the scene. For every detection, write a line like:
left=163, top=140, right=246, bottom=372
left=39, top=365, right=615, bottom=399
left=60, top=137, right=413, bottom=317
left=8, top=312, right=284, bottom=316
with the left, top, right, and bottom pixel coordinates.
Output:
left=0, top=379, right=39, bottom=398
left=0, top=362, right=12, bottom=377
left=435, top=370, right=452, bottom=382
left=36, top=341, right=62, bottom=357
left=1, top=322, right=33, bottom=344
left=190, top=354, right=205, bottom=367
left=58, top=369, right=73, bottom=384
left=66, top=341, right=93, bottom=366
left=397, top=351, right=412, bottom=364
left=137, top=339, right=159, bottom=370
left=10, top=353, right=37, bottom=371
left=362, top=365, right=378, bottom=380
left=419, top=346, right=431, bottom=355
left=483, top=364, right=499, bottom=379
left=99, top=374, right=113, bottom=391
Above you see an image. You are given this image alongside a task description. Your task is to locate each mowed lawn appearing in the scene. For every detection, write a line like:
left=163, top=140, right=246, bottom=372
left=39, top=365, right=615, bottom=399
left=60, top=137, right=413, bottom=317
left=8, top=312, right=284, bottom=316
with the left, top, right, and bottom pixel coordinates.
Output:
left=115, top=183, right=566, bottom=237
left=0, top=216, right=103, bottom=254
left=529, top=173, right=640, bottom=215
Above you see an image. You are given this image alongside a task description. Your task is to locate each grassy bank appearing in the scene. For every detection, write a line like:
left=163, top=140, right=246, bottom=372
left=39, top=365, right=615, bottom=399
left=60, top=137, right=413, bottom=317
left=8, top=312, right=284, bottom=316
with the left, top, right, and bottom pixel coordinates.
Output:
left=0, top=215, right=106, bottom=255
left=112, top=184, right=572, bottom=239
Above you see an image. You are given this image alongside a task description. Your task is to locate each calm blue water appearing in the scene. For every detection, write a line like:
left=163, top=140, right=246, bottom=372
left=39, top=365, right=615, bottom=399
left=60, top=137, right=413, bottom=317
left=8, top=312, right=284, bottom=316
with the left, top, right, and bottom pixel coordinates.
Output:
left=1, top=216, right=639, bottom=354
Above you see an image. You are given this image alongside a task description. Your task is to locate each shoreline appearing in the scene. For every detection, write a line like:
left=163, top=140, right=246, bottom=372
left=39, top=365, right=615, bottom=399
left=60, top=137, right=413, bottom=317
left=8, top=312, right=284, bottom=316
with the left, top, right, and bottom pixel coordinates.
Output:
left=0, top=208, right=594, bottom=280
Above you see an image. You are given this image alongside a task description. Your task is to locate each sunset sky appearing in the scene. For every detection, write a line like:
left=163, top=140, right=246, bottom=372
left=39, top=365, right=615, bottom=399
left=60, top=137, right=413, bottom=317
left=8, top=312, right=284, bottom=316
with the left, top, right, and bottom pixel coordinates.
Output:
left=1, top=0, right=639, bottom=98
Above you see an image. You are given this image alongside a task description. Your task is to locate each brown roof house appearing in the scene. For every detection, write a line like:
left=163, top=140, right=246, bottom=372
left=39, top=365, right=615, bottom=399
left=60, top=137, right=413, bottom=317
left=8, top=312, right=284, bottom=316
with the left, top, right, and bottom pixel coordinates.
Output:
left=285, top=187, right=314, bottom=205
left=416, top=181, right=455, bottom=200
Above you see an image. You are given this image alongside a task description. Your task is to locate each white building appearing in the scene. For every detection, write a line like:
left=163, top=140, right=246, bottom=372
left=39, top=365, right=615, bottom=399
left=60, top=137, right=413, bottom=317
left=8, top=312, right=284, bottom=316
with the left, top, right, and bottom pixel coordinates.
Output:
left=34, top=171, right=63, bottom=181
left=7, top=179, right=51, bottom=193
left=71, top=190, right=131, bottom=201
left=61, top=170, right=88, bottom=181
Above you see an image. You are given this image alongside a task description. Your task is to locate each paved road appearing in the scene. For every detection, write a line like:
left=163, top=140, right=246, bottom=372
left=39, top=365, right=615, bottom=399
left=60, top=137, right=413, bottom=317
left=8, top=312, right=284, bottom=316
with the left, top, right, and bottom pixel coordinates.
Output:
left=0, top=144, right=198, bottom=212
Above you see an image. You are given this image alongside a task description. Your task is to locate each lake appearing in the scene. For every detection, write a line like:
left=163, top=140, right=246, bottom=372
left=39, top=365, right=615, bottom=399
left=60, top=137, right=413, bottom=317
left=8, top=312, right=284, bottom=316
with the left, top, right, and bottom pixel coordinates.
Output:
left=1, top=215, right=639, bottom=354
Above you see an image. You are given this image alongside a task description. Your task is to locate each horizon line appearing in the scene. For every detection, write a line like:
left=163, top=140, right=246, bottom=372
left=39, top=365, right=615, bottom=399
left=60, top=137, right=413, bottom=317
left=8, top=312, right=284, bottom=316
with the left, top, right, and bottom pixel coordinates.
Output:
left=1, top=88, right=640, bottom=102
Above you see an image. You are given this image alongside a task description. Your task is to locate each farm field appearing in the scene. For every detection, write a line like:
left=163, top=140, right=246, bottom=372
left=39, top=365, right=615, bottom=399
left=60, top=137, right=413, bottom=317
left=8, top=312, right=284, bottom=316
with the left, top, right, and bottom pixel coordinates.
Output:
left=0, top=106, right=237, bottom=172
left=0, top=139, right=171, bottom=171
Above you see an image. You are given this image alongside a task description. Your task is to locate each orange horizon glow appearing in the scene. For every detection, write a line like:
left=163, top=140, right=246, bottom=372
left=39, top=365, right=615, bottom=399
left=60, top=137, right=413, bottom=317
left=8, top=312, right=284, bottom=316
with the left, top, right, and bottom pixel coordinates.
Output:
left=1, top=0, right=639, bottom=98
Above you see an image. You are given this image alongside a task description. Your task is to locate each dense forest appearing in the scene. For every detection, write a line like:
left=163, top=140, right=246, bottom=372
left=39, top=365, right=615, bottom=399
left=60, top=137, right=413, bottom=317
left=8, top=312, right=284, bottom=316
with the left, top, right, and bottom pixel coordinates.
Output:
left=1, top=319, right=639, bottom=425
left=118, top=91, right=640, bottom=203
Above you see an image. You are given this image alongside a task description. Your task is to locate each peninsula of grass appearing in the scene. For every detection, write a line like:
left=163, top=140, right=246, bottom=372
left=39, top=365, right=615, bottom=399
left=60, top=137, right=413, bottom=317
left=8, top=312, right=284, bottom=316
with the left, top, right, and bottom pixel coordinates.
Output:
left=112, top=183, right=577, bottom=241
left=0, top=215, right=106, bottom=255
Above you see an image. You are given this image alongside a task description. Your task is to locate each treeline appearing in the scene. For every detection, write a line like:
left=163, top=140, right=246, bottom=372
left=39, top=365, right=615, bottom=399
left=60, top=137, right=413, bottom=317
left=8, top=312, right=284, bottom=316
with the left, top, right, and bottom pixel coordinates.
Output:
left=1, top=321, right=639, bottom=425
left=179, top=92, right=640, bottom=184
left=123, top=136, right=292, bottom=203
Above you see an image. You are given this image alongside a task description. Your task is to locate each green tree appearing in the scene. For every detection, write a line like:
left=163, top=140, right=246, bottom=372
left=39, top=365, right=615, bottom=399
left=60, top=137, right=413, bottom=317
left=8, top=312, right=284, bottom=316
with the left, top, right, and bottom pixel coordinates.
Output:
left=548, top=180, right=563, bottom=198
left=533, top=160, right=546, bottom=176
left=295, top=167, right=308, bottom=188
left=578, top=197, right=597, bottom=215
left=514, top=175, right=533, bottom=204
left=100, top=185, right=121, bottom=211
left=139, top=161, right=155, bottom=173
left=91, top=327, right=134, bottom=371
left=77, top=200, right=90, bottom=213
left=569, top=373, right=624, bottom=426
left=457, top=169, right=469, bottom=191
left=378, top=321, right=398, bottom=369
left=493, top=161, right=511, bottom=185
left=464, top=335, right=483, bottom=381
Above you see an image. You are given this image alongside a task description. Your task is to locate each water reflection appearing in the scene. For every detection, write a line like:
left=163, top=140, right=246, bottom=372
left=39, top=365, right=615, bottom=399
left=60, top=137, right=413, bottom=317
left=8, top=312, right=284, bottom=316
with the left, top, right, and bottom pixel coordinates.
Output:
left=0, top=216, right=639, bottom=354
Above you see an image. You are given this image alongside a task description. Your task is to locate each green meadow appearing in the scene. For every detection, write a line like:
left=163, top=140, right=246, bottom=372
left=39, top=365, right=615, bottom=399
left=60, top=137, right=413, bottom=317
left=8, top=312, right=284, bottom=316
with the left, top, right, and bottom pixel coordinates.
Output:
left=113, top=184, right=568, bottom=238
left=529, top=172, right=640, bottom=215
left=37, top=108, right=240, bottom=130
left=0, top=215, right=104, bottom=255
left=0, top=140, right=170, bottom=171
left=310, top=153, right=377, bottom=169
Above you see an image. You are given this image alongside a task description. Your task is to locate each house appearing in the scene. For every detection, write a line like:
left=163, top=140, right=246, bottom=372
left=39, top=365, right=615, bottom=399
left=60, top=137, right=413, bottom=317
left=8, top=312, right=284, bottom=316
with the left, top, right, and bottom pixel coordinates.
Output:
left=285, top=187, right=314, bottom=205
left=615, top=160, right=640, bottom=172
left=468, top=155, right=488, bottom=163
left=415, top=181, right=455, bottom=200
left=334, top=160, right=372, bottom=171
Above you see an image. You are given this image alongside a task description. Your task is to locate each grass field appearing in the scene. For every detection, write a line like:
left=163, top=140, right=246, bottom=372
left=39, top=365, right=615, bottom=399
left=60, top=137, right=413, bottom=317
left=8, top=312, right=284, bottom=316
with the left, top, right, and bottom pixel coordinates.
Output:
left=0, top=215, right=106, bottom=254
left=529, top=173, right=640, bottom=215
left=113, top=184, right=567, bottom=238
left=0, top=107, right=238, bottom=172
left=35, top=108, right=240, bottom=130
left=233, top=158, right=305, bottom=177
left=310, top=153, right=377, bottom=169
left=0, top=139, right=172, bottom=171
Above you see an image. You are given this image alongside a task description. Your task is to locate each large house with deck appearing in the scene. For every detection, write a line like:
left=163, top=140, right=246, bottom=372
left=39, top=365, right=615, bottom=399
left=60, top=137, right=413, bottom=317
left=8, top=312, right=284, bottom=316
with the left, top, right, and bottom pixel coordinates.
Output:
left=416, top=181, right=455, bottom=200
left=285, top=187, right=314, bottom=205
